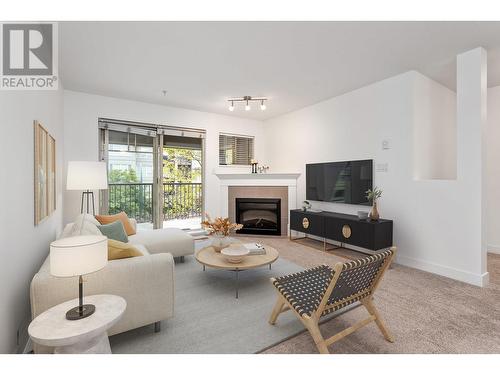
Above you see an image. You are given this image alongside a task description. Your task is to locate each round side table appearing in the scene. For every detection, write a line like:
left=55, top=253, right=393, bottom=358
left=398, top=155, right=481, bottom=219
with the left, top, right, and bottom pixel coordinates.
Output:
left=28, top=294, right=126, bottom=354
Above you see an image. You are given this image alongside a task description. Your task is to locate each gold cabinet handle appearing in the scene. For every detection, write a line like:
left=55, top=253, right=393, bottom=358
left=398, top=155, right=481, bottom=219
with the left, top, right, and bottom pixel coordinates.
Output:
left=342, top=224, right=352, bottom=239
left=302, top=218, right=310, bottom=229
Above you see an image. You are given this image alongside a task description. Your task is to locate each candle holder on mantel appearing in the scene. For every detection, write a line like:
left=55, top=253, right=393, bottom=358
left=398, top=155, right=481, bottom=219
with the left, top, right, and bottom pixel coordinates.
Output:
left=257, top=165, right=269, bottom=174
left=250, top=160, right=258, bottom=173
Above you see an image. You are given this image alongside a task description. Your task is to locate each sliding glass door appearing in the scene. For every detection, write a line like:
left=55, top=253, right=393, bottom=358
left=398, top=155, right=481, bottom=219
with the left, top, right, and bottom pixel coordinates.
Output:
left=161, top=134, right=203, bottom=229
left=99, top=119, right=204, bottom=230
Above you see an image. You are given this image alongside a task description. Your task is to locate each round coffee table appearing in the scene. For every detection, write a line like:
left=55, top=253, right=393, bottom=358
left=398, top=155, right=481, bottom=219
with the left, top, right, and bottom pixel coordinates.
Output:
left=195, top=243, right=279, bottom=298
left=28, top=294, right=126, bottom=354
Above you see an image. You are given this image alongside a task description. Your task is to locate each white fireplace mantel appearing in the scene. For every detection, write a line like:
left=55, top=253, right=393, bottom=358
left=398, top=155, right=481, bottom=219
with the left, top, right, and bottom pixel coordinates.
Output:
left=215, top=172, right=301, bottom=220
left=215, top=172, right=301, bottom=181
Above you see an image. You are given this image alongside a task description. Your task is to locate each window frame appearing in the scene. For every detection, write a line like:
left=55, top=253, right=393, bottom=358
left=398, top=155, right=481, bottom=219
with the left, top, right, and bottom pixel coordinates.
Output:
left=218, top=133, right=255, bottom=166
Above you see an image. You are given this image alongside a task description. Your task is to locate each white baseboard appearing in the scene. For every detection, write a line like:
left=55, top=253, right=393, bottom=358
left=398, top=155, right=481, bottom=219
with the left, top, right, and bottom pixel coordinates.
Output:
left=396, top=254, right=489, bottom=287
left=488, top=244, right=500, bottom=255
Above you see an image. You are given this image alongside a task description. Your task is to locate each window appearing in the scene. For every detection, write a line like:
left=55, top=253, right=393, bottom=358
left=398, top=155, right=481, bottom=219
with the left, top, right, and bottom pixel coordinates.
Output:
left=219, top=133, right=254, bottom=165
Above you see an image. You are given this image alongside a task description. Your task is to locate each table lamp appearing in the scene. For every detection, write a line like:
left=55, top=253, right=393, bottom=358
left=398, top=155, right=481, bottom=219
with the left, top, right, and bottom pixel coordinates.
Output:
left=50, top=235, right=108, bottom=320
left=67, top=161, right=108, bottom=215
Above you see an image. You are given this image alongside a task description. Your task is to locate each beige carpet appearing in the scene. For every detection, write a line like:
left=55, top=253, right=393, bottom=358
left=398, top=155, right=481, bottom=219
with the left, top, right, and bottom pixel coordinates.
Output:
left=238, top=236, right=500, bottom=354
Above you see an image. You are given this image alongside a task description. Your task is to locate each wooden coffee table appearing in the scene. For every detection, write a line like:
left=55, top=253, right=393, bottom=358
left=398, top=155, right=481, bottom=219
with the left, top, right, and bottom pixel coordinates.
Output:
left=195, top=243, right=279, bottom=298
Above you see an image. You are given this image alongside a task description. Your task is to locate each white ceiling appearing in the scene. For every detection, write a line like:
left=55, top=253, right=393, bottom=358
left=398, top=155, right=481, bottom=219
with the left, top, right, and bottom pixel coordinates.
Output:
left=60, top=21, right=500, bottom=120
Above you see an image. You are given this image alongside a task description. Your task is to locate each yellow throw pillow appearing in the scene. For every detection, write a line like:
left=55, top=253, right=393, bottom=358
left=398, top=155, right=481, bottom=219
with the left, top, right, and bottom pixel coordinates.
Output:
left=108, top=239, right=143, bottom=260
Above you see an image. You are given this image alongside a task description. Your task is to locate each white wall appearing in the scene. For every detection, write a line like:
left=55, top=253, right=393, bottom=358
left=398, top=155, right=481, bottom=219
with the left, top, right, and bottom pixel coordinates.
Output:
left=413, top=75, right=457, bottom=180
left=0, top=89, right=64, bottom=353
left=487, top=85, right=500, bottom=254
left=264, top=69, right=487, bottom=286
left=63, top=90, right=266, bottom=224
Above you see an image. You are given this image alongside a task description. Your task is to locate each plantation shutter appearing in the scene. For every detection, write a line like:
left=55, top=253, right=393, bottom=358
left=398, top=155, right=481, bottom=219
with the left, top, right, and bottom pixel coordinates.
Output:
left=219, top=133, right=254, bottom=165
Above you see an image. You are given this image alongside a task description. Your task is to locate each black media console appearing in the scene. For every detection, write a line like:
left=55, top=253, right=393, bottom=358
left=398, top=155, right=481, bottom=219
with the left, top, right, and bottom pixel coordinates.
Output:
left=289, top=209, right=393, bottom=253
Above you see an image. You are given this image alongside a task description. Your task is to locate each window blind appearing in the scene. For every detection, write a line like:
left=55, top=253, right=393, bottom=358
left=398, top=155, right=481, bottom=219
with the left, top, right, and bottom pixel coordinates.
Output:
left=219, top=133, right=254, bottom=165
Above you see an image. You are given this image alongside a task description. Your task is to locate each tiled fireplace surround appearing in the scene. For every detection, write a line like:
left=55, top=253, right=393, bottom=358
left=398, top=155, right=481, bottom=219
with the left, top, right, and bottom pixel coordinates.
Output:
left=216, top=173, right=301, bottom=237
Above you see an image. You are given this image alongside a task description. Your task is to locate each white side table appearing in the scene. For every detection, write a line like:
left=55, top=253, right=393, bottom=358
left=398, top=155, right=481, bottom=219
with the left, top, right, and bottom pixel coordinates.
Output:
left=28, top=294, right=126, bottom=354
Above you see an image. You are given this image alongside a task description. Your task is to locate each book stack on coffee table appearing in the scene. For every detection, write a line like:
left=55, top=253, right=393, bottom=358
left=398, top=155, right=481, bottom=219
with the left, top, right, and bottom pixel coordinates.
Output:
left=243, top=243, right=266, bottom=255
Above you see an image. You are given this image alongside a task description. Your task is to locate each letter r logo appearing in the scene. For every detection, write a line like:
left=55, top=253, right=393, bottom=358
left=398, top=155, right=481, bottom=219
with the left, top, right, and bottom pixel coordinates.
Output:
left=2, top=24, right=53, bottom=75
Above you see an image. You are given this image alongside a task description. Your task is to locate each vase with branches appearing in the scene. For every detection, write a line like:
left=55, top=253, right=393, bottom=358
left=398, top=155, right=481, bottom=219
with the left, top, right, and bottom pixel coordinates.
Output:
left=365, top=187, right=382, bottom=221
left=201, top=213, right=243, bottom=252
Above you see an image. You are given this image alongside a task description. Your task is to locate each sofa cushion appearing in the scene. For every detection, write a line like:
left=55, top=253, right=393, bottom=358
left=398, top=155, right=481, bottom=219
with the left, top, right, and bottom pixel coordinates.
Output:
left=69, top=214, right=101, bottom=236
left=95, top=212, right=136, bottom=236
left=97, top=220, right=129, bottom=243
left=108, top=239, right=143, bottom=260
left=129, top=228, right=195, bottom=257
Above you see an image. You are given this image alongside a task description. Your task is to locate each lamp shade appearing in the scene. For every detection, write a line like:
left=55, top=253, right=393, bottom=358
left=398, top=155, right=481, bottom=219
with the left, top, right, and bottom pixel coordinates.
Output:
left=67, top=161, right=108, bottom=190
left=50, top=235, right=108, bottom=277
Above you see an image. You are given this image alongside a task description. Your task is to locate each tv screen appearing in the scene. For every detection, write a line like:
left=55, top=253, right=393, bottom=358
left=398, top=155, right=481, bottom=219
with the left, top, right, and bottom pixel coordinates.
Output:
left=306, top=160, right=373, bottom=205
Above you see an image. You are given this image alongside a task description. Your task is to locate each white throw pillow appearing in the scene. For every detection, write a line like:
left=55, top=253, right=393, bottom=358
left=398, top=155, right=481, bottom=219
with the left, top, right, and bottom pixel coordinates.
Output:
left=74, top=213, right=101, bottom=226
left=59, top=223, right=75, bottom=239
left=70, top=213, right=101, bottom=236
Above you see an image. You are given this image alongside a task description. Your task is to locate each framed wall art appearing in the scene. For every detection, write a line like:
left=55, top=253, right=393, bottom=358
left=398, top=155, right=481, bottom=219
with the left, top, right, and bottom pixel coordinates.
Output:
left=34, top=121, right=56, bottom=225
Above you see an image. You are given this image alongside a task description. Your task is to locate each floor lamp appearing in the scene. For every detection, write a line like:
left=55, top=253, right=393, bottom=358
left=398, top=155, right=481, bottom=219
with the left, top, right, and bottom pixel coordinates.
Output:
left=67, top=161, right=108, bottom=215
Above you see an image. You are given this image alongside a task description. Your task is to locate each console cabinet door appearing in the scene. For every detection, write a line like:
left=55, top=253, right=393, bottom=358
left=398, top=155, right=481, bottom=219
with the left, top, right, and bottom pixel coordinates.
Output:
left=325, top=217, right=375, bottom=249
left=290, top=211, right=324, bottom=237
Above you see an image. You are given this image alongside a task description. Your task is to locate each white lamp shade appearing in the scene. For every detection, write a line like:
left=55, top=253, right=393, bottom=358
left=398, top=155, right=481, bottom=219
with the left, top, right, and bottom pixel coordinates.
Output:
left=67, top=161, right=108, bottom=190
left=50, top=235, right=108, bottom=277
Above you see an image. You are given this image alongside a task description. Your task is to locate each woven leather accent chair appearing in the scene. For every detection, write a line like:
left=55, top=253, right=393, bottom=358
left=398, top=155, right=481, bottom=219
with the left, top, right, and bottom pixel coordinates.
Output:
left=269, top=247, right=396, bottom=354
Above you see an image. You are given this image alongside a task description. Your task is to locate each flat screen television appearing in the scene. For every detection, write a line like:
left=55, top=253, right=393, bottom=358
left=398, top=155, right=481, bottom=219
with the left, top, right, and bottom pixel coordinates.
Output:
left=306, top=159, right=373, bottom=205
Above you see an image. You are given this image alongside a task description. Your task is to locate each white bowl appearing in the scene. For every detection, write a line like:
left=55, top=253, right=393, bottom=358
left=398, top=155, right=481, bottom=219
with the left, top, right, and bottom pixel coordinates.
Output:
left=221, top=246, right=250, bottom=264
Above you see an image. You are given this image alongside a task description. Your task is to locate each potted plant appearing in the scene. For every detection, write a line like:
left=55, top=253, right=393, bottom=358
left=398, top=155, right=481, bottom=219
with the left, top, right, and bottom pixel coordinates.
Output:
left=201, top=213, right=243, bottom=252
left=365, top=187, right=382, bottom=221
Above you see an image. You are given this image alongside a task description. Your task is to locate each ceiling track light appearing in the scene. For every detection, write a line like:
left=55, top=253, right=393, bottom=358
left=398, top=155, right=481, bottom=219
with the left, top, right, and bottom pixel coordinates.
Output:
left=227, top=96, right=268, bottom=112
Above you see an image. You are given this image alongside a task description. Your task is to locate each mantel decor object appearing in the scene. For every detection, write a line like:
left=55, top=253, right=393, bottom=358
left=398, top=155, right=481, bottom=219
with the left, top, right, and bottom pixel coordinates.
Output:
left=250, top=159, right=258, bottom=173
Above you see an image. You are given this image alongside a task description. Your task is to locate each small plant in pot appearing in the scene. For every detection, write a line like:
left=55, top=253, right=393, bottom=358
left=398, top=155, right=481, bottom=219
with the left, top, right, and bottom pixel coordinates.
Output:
left=201, top=213, right=243, bottom=252
left=365, top=187, right=382, bottom=221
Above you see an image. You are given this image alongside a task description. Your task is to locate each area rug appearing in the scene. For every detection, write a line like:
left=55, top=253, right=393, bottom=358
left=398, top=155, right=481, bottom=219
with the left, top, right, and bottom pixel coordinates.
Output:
left=109, top=255, right=306, bottom=353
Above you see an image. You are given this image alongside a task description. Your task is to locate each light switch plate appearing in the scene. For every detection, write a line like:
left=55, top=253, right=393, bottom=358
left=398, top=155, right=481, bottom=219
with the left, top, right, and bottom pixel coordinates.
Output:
left=382, top=140, right=390, bottom=150
left=376, top=163, right=388, bottom=172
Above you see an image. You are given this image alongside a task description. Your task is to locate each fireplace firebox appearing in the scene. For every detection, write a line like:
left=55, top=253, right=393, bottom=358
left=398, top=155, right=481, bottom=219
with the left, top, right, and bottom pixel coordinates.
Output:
left=235, top=198, right=281, bottom=236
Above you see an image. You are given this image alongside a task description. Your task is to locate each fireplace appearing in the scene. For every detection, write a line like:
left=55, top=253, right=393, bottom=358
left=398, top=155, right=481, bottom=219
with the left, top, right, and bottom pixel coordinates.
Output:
left=235, top=198, right=281, bottom=236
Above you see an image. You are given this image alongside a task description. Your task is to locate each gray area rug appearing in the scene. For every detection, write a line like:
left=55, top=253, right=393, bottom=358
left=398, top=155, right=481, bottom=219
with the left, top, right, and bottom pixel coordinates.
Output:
left=109, top=254, right=305, bottom=353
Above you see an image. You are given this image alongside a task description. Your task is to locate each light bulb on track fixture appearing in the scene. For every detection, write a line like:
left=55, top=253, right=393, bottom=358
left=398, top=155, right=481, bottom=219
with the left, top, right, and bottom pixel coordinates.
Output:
left=227, top=96, right=267, bottom=112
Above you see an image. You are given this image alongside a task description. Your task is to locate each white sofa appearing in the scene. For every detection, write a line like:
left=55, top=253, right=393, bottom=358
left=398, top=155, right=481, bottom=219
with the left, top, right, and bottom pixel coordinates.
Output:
left=30, top=214, right=195, bottom=353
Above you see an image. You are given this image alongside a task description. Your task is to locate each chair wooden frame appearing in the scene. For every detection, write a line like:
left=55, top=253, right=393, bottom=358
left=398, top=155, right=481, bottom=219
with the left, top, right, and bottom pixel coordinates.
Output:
left=269, top=247, right=397, bottom=354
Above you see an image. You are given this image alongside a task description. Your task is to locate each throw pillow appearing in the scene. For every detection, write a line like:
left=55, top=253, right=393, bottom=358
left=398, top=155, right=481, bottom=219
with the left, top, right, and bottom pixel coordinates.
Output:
left=69, top=213, right=102, bottom=237
left=95, top=212, right=136, bottom=236
left=97, top=220, right=129, bottom=243
left=107, top=239, right=143, bottom=260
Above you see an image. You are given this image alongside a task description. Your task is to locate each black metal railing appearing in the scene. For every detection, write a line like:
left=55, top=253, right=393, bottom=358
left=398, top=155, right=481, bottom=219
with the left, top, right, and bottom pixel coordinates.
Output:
left=163, top=182, right=203, bottom=220
left=108, top=182, right=202, bottom=223
left=108, top=183, right=153, bottom=223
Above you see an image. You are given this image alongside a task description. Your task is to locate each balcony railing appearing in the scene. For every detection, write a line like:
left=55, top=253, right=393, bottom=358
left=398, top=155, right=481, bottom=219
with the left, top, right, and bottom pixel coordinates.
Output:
left=108, top=182, right=202, bottom=223
left=163, top=182, right=203, bottom=220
